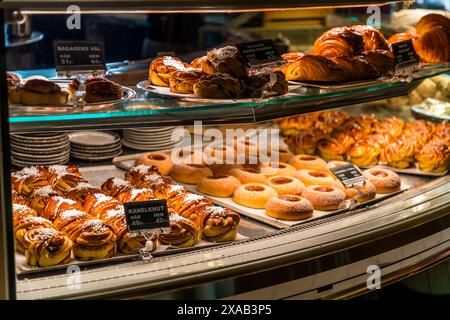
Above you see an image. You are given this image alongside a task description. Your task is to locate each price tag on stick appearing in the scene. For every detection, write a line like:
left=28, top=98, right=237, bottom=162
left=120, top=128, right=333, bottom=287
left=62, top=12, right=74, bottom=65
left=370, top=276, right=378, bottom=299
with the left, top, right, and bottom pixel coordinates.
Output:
left=124, top=199, right=170, bottom=235
left=330, top=164, right=366, bottom=189
left=53, top=40, right=106, bottom=74
left=391, top=39, right=419, bottom=77
left=236, top=39, right=286, bottom=68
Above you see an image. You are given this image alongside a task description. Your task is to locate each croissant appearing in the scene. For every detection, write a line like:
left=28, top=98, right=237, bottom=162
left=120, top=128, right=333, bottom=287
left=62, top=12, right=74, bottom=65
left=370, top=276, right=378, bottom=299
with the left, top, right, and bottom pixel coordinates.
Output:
left=331, top=55, right=379, bottom=81
left=381, top=136, right=416, bottom=169
left=64, top=182, right=102, bottom=204
left=100, top=206, right=149, bottom=254
left=12, top=166, right=50, bottom=196
left=281, top=52, right=305, bottom=63
left=199, top=206, right=240, bottom=242
left=83, top=193, right=120, bottom=218
left=22, top=228, right=73, bottom=267
left=116, top=187, right=154, bottom=204
left=62, top=219, right=117, bottom=261
left=284, top=127, right=325, bottom=155
left=347, top=139, right=382, bottom=167
left=372, top=116, right=405, bottom=138
left=317, top=130, right=355, bottom=161
left=100, top=177, right=133, bottom=198
left=351, top=25, right=389, bottom=51
left=284, top=55, right=348, bottom=82
left=415, top=14, right=450, bottom=36
left=413, top=26, right=450, bottom=63
left=28, top=185, right=63, bottom=215
left=313, top=26, right=364, bottom=58
left=14, top=216, right=53, bottom=252
left=53, top=209, right=93, bottom=231
left=12, top=203, right=37, bottom=228
left=40, top=196, right=83, bottom=221
left=159, top=213, right=199, bottom=248
left=360, top=50, right=395, bottom=77
left=387, top=31, right=420, bottom=45
left=415, top=139, right=450, bottom=173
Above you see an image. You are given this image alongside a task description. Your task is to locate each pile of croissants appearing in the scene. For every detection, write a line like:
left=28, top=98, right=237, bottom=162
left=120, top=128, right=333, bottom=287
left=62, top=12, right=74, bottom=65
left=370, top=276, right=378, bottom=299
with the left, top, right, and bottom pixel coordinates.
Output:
left=277, top=13, right=450, bottom=83
left=11, top=164, right=240, bottom=267
left=280, top=111, right=450, bottom=173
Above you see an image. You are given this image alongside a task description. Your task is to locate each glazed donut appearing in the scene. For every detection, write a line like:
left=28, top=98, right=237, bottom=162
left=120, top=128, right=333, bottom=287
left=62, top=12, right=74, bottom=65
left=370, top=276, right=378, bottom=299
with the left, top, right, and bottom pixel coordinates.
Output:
left=233, top=183, right=278, bottom=209
left=295, top=169, right=335, bottom=187
left=302, top=185, right=346, bottom=211
left=289, top=154, right=327, bottom=171
left=197, top=175, right=241, bottom=198
left=171, top=163, right=213, bottom=184
left=335, top=180, right=377, bottom=202
left=265, top=195, right=313, bottom=220
left=267, top=147, right=294, bottom=163
left=228, top=167, right=267, bottom=184
left=259, top=162, right=297, bottom=177
left=362, top=168, right=401, bottom=194
left=135, top=152, right=173, bottom=176
left=266, top=176, right=305, bottom=195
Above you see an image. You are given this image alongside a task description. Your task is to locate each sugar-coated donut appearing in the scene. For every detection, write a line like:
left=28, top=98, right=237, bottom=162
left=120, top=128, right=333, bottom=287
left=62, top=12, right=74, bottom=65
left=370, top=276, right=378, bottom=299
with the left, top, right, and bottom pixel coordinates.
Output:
left=197, top=175, right=241, bottom=197
left=289, top=154, right=327, bottom=171
left=363, top=168, right=401, bottom=194
left=302, top=185, right=346, bottom=211
left=295, top=169, right=335, bottom=187
left=233, top=183, right=278, bottom=208
left=335, top=180, right=377, bottom=202
left=259, top=162, right=297, bottom=177
left=267, top=175, right=305, bottom=195
left=265, top=195, right=313, bottom=220
left=171, top=163, right=213, bottom=184
left=135, top=152, right=173, bottom=176
left=228, top=167, right=267, bottom=184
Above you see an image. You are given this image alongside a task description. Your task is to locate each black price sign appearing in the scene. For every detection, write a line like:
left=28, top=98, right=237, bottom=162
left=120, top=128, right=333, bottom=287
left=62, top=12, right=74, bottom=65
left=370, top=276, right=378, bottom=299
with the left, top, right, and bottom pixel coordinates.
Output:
left=124, top=199, right=170, bottom=233
left=330, top=164, right=366, bottom=188
left=391, top=39, right=419, bottom=68
left=236, top=39, right=285, bottom=68
left=53, top=40, right=106, bottom=72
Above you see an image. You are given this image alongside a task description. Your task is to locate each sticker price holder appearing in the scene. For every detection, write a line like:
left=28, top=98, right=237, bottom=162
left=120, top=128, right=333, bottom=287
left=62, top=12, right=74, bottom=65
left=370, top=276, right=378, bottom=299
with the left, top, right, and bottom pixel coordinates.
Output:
left=330, top=164, right=366, bottom=189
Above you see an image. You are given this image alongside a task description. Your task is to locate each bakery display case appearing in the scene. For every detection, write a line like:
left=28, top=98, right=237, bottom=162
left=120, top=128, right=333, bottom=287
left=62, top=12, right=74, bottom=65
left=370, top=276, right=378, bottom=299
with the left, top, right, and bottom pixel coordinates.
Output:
left=0, top=1, right=449, bottom=300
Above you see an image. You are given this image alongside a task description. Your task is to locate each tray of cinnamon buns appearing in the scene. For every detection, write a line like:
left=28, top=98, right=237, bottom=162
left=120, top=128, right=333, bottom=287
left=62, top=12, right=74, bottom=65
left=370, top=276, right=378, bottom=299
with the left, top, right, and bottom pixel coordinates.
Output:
left=279, top=111, right=450, bottom=176
left=7, top=73, right=135, bottom=110
left=113, top=141, right=409, bottom=229
left=139, top=46, right=290, bottom=101
left=11, top=164, right=243, bottom=273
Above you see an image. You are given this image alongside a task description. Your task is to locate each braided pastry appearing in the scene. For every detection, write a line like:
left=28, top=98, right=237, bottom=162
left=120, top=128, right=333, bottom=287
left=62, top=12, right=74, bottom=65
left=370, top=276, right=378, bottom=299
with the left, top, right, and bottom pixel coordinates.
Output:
left=277, top=113, right=318, bottom=135
left=381, top=136, right=416, bottom=169
left=315, top=111, right=349, bottom=134
left=116, top=187, right=154, bottom=204
left=167, top=193, right=212, bottom=222
left=64, top=182, right=102, bottom=204
left=434, top=121, right=450, bottom=142
left=63, top=219, right=117, bottom=261
left=101, top=177, right=133, bottom=198
left=12, top=189, right=29, bottom=205
left=28, top=185, right=62, bottom=215
left=198, top=206, right=240, bottom=242
left=124, top=164, right=162, bottom=187
left=402, top=120, right=435, bottom=149
left=40, top=196, right=82, bottom=221
left=415, top=139, right=450, bottom=173
left=83, top=193, right=120, bottom=218
left=12, top=203, right=37, bottom=228
left=284, top=127, right=325, bottom=155
left=372, top=116, right=405, bottom=138
left=149, top=56, right=190, bottom=87
left=53, top=209, right=93, bottom=231
left=159, top=213, right=199, bottom=248
left=347, top=139, right=382, bottom=167
left=12, top=166, right=49, bottom=196
left=317, top=130, right=355, bottom=161
left=22, top=228, right=73, bottom=267
left=14, top=216, right=53, bottom=252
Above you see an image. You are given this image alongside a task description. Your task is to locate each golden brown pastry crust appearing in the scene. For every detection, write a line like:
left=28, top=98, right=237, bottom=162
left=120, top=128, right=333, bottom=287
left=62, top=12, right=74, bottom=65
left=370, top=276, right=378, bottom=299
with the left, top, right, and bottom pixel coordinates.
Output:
left=193, top=73, right=245, bottom=99
left=168, top=69, right=204, bottom=94
left=284, top=54, right=348, bottom=83
left=149, top=56, right=190, bottom=87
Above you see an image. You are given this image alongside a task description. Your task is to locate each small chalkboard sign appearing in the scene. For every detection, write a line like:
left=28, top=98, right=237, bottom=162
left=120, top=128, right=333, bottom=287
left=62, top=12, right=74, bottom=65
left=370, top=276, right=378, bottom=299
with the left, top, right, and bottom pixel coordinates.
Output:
left=54, top=40, right=106, bottom=72
left=236, top=39, right=285, bottom=68
left=124, top=199, right=170, bottom=233
left=330, top=164, right=366, bottom=188
left=391, top=39, right=419, bottom=68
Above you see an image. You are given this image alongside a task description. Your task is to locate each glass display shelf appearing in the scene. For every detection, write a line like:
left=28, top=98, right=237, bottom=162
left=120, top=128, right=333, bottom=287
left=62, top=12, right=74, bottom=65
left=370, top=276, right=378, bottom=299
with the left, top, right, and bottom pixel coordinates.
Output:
left=8, top=64, right=450, bottom=133
left=0, top=0, right=405, bottom=12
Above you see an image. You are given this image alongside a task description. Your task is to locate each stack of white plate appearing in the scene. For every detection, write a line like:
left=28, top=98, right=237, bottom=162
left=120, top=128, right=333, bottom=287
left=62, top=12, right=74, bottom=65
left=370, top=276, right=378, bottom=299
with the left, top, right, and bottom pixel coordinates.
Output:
left=122, top=127, right=182, bottom=151
left=69, top=131, right=122, bottom=161
left=10, top=133, right=70, bottom=168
